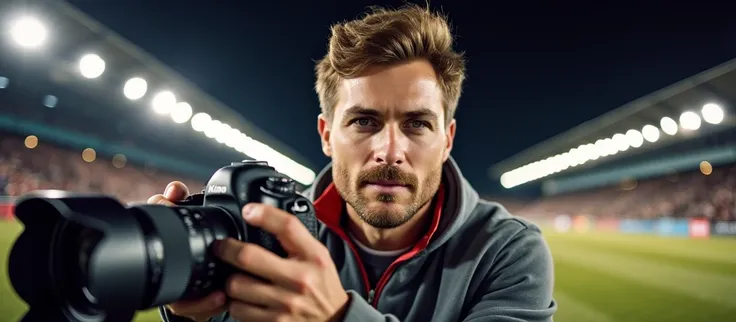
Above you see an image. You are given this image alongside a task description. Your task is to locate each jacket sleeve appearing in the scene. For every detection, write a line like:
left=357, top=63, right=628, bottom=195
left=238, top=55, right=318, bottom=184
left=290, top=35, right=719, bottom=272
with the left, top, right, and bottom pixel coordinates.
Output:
left=462, top=226, right=557, bottom=322
left=338, top=290, right=402, bottom=322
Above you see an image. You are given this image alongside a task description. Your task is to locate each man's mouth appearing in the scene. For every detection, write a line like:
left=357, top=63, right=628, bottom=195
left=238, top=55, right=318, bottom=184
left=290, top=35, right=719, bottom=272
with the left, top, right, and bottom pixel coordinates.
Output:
left=368, top=180, right=407, bottom=187
left=365, top=180, right=410, bottom=193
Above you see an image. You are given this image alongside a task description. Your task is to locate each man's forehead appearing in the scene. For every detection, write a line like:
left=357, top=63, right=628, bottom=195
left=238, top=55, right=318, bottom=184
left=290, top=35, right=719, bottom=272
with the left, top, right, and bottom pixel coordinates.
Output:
left=336, top=73, right=443, bottom=119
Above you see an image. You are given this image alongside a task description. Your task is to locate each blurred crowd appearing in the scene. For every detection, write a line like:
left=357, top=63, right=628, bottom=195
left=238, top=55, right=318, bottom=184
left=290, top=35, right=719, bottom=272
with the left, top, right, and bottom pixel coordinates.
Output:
left=0, top=134, right=203, bottom=204
left=516, top=163, right=736, bottom=221
left=3, top=132, right=736, bottom=221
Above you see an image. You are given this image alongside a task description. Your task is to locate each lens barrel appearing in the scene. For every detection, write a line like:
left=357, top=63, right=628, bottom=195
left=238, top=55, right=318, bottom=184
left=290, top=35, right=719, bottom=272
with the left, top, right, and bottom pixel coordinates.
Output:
left=8, top=191, right=240, bottom=322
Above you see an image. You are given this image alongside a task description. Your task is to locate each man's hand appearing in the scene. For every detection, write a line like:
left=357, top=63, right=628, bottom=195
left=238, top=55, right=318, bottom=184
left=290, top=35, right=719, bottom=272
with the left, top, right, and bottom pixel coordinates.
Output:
left=148, top=181, right=227, bottom=322
left=215, top=203, right=350, bottom=322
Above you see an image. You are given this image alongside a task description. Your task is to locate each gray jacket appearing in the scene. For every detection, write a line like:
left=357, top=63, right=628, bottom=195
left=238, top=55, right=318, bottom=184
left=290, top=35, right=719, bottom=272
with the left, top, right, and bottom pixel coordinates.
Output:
left=161, top=157, right=557, bottom=321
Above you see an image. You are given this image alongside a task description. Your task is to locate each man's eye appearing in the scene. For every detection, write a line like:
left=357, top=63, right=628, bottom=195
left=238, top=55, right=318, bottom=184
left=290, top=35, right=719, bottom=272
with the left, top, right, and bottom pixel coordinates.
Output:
left=407, top=120, right=429, bottom=129
left=354, top=118, right=375, bottom=127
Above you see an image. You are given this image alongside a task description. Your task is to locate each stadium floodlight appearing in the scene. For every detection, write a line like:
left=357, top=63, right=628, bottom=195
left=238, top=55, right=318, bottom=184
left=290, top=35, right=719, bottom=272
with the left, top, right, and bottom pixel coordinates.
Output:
left=191, top=112, right=211, bottom=132
left=679, top=111, right=701, bottom=131
left=204, top=119, right=222, bottom=138
left=235, top=137, right=316, bottom=185
left=594, top=139, right=610, bottom=157
left=285, top=162, right=317, bottom=186
left=500, top=172, right=513, bottom=188
left=123, top=77, right=148, bottom=100
left=641, top=124, right=660, bottom=143
left=625, top=129, right=644, bottom=148
left=566, top=148, right=580, bottom=167
left=660, top=116, right=678, bottom=135
left=9, top=16, right=47, bottom=49
left=569, top=147, right=589, bottom=167
left=171, top=102, right=193, bottom=124
left=79, top=54, right=106, bottom=79
left=582, top=143, right=599, bottom=160
left=152, top=91, right=176, bottom=115
left=612, top=133, right=630, bottom=152
left=215, top=123, right=233, bottom=144
left=225, top=128, right=242, bottom=148
left=701, top=103, right=724, bottom=125
left=234, top=133, right=250, bottom=153
left=571, top=145, right=588, bottom=165
left=604, top=138, right=619, bottom=156
left=189, top=113, right=318, bottom=184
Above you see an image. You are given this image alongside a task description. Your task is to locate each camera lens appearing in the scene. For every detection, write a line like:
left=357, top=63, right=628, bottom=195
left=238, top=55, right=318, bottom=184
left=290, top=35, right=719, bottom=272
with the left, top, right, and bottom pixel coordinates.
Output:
left=47, top=222, right=106, bottom=320
left=8, top=194, right=242, bottom=321
left=118, top=204, right=242, bottom=306
left=76, top=227, right=102, bottom=294
left=139, top=206, right=241, bottom=302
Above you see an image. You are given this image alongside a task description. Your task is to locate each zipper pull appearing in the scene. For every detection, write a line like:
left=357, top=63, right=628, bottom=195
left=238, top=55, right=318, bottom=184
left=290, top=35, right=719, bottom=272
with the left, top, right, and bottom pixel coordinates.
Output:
left=367, top=289, right=375, bottom=305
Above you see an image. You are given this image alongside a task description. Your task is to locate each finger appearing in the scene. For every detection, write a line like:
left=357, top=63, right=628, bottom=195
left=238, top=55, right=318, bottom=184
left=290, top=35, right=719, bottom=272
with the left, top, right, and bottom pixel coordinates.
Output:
left=164, top=181, right=190, bottom=201
left=242, top=203, right=323, bottom=259
left=215, top=238, right=303, bottom=288
left=229, top=301, right=284, bottom=322
left=225, top=273, right=299, bottom=311
left=167, top=291, right=226, bottom=316
left=147, top=194, right=175, bottom=206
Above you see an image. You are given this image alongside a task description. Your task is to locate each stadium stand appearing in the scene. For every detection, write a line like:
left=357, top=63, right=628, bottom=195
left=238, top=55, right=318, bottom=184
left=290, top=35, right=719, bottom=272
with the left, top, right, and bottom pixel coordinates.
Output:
left=516, top=163, right=736, bottom=221
left=0, top=131, right=202, bottom=204
left=0, top=0, right=317, bottom=223
left=490, top=58, right=736, bottom=238
left=0, top=0, right=315, bottom=187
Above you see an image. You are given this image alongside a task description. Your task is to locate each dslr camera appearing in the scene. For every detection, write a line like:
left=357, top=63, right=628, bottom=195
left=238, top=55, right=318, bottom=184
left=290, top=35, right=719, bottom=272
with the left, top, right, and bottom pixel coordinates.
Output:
left=7, top=160, right=320, bottom=322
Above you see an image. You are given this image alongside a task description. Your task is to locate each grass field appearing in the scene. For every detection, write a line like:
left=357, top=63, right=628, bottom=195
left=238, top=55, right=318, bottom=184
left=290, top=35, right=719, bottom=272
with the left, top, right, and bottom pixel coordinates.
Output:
left=2, top=220, right=735, bottom=322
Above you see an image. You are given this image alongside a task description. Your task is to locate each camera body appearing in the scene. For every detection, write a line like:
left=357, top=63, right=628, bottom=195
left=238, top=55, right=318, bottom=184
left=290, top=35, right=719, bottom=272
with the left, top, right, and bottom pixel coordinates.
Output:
left=7, top=160, right=320, bottom=322
left=180, top=160, right=318, bottom=259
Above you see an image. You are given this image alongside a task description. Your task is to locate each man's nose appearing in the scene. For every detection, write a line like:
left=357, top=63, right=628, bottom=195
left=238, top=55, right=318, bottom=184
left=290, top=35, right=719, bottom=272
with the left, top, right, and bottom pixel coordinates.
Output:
left=372, top=125, right=406, bottom=166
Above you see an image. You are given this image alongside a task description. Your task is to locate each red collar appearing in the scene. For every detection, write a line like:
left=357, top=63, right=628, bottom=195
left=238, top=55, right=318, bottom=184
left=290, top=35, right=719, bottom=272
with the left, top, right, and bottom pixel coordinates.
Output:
left=313, top=182, right=445, bottom=250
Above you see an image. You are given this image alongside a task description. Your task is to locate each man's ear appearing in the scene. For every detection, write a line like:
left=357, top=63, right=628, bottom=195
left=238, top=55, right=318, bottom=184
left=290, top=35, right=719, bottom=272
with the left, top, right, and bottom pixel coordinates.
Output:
left=317, top=113, right=332, bottom=157
left=442, top=118, right=456, bottom=162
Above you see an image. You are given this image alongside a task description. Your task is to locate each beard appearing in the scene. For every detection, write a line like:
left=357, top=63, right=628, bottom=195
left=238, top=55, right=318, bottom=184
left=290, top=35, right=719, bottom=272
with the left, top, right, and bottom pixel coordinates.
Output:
left=333, top=162, right=443, bottom=229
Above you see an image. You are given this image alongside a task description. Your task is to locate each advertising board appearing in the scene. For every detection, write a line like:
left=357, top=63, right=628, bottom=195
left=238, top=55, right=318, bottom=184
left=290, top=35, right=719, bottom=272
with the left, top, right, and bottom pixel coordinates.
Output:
left=0, top=202, right=13, bottom=221
left=572, top=215, right=592, bottom=233
left=619, top=219, right=655, bottom=234
left=554, top=215, right=572, bottom=233
left=595, top=217, right=620, bottom=232
left=688, top=219, right=710, bottom=238
left=654, top=218, right=690, bottom=237
left=711, top=221, right=736, bottom=237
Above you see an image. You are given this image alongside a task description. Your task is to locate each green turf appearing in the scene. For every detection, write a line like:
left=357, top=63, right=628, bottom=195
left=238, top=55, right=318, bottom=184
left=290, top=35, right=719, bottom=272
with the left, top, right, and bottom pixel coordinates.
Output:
left=2, top=220, right=735, bottom=321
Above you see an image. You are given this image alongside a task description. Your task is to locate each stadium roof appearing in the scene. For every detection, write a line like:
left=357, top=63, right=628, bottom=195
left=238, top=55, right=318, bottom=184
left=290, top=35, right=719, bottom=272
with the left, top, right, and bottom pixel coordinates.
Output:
left=489, top=57, right=736, bottom=189
left=0, top=0, right=316, bottom=185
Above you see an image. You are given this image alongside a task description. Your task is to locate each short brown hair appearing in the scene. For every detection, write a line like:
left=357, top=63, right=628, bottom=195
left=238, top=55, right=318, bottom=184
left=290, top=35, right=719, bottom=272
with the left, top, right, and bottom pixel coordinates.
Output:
left=314, top=4, right=466, bottom=125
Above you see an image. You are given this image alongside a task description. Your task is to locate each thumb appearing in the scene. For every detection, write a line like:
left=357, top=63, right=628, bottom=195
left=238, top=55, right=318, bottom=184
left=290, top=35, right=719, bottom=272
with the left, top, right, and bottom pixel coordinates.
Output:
left=164, top=181, right=190, bottom=202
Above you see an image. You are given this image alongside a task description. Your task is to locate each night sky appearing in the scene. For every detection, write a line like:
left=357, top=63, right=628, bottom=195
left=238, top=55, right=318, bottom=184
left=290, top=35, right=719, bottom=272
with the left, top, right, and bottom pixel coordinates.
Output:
left=66, top=0, right=736, bottom=194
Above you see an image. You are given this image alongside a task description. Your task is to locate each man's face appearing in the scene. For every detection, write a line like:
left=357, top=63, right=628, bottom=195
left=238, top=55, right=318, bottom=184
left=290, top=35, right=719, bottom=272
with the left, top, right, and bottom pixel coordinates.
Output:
left=318, top=60, right=456, bottom=229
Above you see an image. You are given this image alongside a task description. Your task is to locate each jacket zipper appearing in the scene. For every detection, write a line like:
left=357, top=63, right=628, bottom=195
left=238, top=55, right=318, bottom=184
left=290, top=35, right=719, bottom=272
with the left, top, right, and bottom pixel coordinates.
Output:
left=332, top=229, right=408, bottom=308
left=369, top=251, right=419, bottom=308
left=367, top=289, right=376, bottom=305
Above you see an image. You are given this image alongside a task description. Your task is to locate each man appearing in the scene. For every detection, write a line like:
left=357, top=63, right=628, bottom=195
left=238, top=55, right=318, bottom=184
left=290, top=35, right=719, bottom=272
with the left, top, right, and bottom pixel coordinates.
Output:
left=152, top=4, right=556, bottom=322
